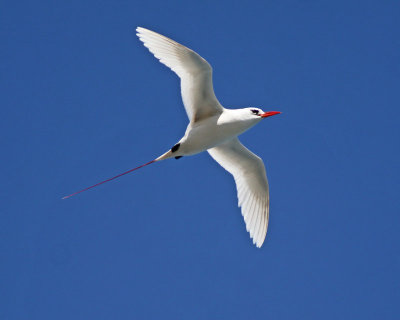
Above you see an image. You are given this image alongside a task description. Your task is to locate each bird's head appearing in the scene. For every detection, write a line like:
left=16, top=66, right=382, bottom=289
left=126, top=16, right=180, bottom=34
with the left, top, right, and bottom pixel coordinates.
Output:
left=246, top=108, right=281, bottom=120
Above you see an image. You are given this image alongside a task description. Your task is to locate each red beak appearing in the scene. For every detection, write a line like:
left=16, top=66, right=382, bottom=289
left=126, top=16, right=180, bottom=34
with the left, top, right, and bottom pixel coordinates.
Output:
left=260, top=111, right=281, bottom=118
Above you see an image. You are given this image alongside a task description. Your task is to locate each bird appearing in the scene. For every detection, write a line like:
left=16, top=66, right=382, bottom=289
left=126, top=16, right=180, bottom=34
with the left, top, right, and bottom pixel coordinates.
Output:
left=63, top=27, right=281, bottom=248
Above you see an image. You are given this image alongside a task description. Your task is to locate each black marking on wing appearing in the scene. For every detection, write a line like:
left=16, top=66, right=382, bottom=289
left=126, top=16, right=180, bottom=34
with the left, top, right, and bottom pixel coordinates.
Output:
left=171, top=143, right=180, bottom=153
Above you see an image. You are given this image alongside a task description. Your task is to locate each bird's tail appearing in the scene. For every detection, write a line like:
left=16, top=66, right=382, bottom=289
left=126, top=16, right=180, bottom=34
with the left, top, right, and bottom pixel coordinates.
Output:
left=155, top=149, right=174, bottom=161
left=62, top=148, right=178, bottom=199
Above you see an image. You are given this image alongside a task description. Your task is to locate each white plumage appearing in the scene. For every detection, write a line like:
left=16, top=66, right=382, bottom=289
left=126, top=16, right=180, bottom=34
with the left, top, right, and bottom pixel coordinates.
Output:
left=63, top=27, right=280, bottom=248
left=136, top=27, right=223, bottom=123
left=136, top=27, right=280, bottom=248
left=208, top=138, right=269, bottom=247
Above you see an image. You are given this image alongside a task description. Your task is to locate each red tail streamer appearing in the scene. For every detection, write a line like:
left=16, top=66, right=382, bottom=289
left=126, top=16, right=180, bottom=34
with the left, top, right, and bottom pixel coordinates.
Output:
left=62, top=159, right=157, bottom=199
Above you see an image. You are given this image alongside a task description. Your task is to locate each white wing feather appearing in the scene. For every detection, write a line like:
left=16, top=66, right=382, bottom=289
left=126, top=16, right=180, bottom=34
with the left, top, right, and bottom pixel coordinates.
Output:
left=136, top=27, right=223, bottom=122
left=208, top=138, right=269, bottom=247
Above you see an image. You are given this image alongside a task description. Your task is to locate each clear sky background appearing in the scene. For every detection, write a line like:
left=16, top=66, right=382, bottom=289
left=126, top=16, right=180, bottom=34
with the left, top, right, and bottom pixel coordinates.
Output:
left=1, top=0, right=399, bottom=319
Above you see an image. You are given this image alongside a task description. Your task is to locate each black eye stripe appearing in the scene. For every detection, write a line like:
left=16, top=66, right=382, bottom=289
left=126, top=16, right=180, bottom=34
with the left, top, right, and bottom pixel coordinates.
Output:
left=251, top=109, right=259, bottom=115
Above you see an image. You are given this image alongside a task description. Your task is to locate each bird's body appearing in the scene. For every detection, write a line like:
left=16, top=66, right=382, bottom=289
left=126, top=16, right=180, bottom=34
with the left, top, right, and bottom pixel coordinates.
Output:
left=63, top=27, right=280, bottom=248
left=158, top=109, right=263, bottom=160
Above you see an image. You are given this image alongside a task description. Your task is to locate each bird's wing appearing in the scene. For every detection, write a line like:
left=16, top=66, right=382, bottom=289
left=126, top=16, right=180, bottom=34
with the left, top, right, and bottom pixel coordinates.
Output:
left=136, top=27, right=223, bottom=123
left=208, top=137, right=269, bottom=247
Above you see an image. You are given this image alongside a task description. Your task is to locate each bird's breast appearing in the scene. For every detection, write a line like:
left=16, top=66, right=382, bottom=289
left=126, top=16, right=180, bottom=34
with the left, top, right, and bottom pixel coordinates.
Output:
left=179, top=116, right=257, bottom=155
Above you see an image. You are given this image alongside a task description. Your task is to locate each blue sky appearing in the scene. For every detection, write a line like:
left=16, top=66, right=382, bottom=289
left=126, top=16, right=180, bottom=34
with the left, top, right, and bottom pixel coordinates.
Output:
left=1, top=0, right=399, bottom=319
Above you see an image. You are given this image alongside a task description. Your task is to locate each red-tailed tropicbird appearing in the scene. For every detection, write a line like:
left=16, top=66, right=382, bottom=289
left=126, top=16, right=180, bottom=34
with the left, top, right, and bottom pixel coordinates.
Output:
left=63, top=27, right=281, bottom=248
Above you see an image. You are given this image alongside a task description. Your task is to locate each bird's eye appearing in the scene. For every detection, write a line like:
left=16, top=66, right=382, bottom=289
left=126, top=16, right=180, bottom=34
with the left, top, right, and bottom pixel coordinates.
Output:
left=251, top=109, right=259, bottom=115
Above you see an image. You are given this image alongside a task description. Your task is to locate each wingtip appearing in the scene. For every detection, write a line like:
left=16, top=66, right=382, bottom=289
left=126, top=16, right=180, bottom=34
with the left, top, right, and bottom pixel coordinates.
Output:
left=252, top=232, right=266, bottom=248
left=135, top=26, right=146, bottom=37
left=256, top=239, right=264, bottom=248
left=135, top=27, right=143, bottom=37
left=136, top=26, right=153, bottom=35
